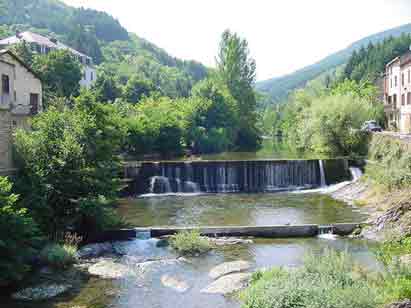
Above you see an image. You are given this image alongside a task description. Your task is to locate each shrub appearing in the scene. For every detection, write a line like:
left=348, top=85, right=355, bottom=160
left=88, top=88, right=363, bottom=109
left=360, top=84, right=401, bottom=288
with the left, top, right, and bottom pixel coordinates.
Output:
left=0, top=177, right=41, bottom=286
left=365, top=134, right=411, bottom=189
left=240, top=250, right=378, bottom=308
left=170, top=230, right=211, bottom=256
left=40, top=244, right=77, bottom=269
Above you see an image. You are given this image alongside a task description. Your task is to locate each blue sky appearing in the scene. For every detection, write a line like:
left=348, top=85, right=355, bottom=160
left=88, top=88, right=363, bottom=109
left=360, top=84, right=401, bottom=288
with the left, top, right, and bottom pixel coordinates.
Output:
left=63, top=0, right=411, bottom=81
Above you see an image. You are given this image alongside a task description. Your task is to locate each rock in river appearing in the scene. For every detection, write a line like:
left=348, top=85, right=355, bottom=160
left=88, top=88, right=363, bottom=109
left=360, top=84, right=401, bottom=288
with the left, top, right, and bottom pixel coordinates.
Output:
left=201, top=273, right=252, bottom=295
left=88, top=259, right=130, bottom=279
left=209, top=260, right=252, bottom=279
left=76, top=242, right=114, bottom=259
left=161, top=275, right=190, bottom=293
left=12, top=283, right=72, bottom=301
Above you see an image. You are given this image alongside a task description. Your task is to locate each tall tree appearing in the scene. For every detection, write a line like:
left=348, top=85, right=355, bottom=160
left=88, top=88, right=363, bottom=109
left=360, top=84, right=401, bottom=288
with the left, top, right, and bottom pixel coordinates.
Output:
left=10, top=41, right=34, bottom=65
left=32, top=49, right=82, bottom=99
left=216, top=30, right=261, bottom=150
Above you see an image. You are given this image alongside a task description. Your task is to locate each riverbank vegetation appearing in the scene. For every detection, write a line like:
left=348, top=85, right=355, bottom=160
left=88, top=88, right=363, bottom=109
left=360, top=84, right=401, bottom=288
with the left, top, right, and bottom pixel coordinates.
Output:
left=241, top=249, right=411, bottom=308
left=170, top=230, right=211, bottom=256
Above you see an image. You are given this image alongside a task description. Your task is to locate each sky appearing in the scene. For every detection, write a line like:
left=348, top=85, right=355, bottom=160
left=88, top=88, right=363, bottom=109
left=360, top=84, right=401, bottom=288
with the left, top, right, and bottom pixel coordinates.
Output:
left=62, top=0, right=411, bottom=81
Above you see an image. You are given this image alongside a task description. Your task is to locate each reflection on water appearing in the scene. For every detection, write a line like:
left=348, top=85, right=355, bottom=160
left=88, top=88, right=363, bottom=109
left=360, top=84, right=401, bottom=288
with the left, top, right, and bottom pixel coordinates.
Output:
left=118, top=193, right=368, bottom=227
left=179, top=139, right=323, bottom=161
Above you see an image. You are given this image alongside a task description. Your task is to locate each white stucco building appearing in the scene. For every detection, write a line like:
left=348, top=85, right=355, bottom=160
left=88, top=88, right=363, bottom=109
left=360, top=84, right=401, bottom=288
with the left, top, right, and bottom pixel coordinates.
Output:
left=0, top=31, right=96, bottom=88
left=383, top=51, right=411, bottom=134
left=0, top=49, right=42, bottom=173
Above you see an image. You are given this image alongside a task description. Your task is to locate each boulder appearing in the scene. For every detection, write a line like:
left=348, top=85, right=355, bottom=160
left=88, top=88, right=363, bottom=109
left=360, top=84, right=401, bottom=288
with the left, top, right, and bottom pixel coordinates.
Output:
left=88, top=259, right=130, bottom=279
left=76, top=242, right=114, bottom=259
left=386, top=300, right=411, bottom=308
left=12, top=283, right=72, bottom=301
left=161, top=275, right=190, bottom=293
left=208, top=237, right=253, bottom=246
left=209, top=260, right=252, bottom=279
left=201, top=273, right=252, bottom=295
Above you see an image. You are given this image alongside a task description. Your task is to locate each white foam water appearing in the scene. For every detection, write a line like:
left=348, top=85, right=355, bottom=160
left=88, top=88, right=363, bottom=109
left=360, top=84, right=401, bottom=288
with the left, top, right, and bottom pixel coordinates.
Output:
left=292, top=167, right=363, bottom=195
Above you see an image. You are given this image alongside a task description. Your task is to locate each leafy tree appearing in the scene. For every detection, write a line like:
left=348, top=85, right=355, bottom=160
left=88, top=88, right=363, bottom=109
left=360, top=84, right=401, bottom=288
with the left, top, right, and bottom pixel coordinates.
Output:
left=188, top=78, right=238, bottom=153
left=10, top=41, right=34, bottom=65
left=122, top=74, right=157, bottom=103
left=0, top=177, right=41, bottom=286
left=125, top=96, right=186, bottom=156
left=217, top=30, right=261, bottom=150
left=32, top=49, right=82, bottom=99
left=93, top=70, right=122, bottom=103
left=67, top=24, right=103, bottom=64
left=14, top=92, right=127, bottom=236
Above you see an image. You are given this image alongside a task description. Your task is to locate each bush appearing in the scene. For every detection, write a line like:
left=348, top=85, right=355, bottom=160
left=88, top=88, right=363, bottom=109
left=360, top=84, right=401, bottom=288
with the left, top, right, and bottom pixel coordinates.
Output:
left=365, top=134, right=411, bottom=189
left=240, top=250, right=378, bottom=308
left=170, top=230, right=211, bottom=256
left=40, top=244, right=77, bottom=269
left=0, top=177, right=41, bottom=286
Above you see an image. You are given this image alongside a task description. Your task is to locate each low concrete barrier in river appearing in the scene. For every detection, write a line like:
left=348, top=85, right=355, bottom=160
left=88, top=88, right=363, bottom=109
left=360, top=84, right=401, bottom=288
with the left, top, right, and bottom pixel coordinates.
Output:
left=90, top=223, right=362, bottom=242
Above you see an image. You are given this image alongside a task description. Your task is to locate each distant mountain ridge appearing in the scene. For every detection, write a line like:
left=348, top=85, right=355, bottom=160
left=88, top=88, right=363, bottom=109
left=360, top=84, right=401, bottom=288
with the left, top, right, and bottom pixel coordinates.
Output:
left=257, top=23, right=411, bottom=103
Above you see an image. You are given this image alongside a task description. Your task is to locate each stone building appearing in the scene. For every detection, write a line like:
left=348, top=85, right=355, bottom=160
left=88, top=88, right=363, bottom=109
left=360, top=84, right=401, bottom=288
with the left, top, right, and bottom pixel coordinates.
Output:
left=0, top=49, right=42, bottom=174
left=383, top=51, right=411, bottom=133
left=0, top=31, right=96, bottom=88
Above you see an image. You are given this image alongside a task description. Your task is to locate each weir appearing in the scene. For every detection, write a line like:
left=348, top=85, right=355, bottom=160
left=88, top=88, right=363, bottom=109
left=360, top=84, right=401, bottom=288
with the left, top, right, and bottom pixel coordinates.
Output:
left=124, top=159, right=351, bottom=195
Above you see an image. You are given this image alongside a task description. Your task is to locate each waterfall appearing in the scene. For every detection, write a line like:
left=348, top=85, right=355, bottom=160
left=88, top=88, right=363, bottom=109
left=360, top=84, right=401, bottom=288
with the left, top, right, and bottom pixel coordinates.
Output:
left=319, top=160, right=327, bottom=187
left=149, top=176, right=172, bottom=194
left=126, top=159, right=354, bottom=196
left=349, top=167, right=362, bottom=182
left=318, top=225, right=338, bottom=240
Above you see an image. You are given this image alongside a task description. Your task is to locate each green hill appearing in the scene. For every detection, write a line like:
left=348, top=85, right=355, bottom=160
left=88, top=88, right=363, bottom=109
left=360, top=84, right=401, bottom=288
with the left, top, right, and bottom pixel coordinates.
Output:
left=0, top=0, right=208, bottom=97
left=256, top=23, right=411, bottom=104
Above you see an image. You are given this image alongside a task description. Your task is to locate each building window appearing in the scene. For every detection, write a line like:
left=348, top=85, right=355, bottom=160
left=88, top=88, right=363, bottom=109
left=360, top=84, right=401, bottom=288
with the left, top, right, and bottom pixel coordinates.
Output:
left=408, top=92, right=411, bottom=105
left=394, top=94, right=397, bottom=108
left=395, top=76, right=398, bottom=87
left=390, top=78, right=392, bottom=88
left=408, top=70, right=410, bottom=83
left=29, top=93, right=39, bottom=115
left=402, top=94, right=405, bottom=105
left=388, top=96, right=392, bottom=104
left=2, top=74, right=10, bottom=94
left=86, top=58, right=91, bottom=65
left=402, top=73, right=405, bottom=86
left=90, top=71, right=94, bottom=81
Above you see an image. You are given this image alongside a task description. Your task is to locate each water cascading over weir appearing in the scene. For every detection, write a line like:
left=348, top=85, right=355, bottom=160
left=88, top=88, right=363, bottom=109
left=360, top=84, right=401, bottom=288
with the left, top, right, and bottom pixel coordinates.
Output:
left=124, top=159, right=352, bottom=195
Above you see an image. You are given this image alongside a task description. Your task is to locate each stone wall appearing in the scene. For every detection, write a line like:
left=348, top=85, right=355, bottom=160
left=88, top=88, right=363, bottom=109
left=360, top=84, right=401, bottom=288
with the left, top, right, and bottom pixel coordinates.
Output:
left=0, top=51, right=42, bottom=171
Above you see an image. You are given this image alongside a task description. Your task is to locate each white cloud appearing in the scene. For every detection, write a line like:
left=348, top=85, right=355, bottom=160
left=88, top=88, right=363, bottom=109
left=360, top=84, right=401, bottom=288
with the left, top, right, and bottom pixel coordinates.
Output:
left=62, top=0, right=411, bottom=80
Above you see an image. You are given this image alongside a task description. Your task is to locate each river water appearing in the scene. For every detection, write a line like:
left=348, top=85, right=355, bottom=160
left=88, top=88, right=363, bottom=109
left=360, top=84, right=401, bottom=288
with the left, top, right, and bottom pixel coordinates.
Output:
left=4, top=142, right=378, bottom=308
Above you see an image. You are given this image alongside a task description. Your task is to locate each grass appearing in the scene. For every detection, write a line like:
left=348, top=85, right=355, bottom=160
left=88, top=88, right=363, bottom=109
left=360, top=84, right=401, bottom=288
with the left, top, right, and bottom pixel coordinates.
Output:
left=169, top=230, right=211, bottom=256
left=40, top=243, right=78, bottom=269
left=240, top=249, right=411, bottom=308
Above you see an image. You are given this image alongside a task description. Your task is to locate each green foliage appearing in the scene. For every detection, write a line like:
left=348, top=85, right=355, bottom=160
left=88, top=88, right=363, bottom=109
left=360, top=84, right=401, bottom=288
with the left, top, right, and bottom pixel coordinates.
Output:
left=365, top=134, right=411, bottom=189
left=241, top=250, right=378, bottom=308
left=32, top=49, right=82, bottom=98
left=40, top=243, right=76, bottom=269
left=217, top=30, right=261, bottom=150
left=187, top=78, right=238, bottom=153
left=9, top=41, right=34, bottom=65
left=125, top=96, right=186, bottom=156
left=92, top=70, right=123, bottom=103
left=67, top=24, right=103, bottom=64
left=170, top=230, right=211, bottom=256
left=375, top=237, right=411, bottom=266
left=277, top=80, right=383, bottom=157
left=0, top=0, right=128, bottom=43
left=122, top=74, right=157, bottom=103
left=344, top=34, right=411, bottom=82
left=14, top=92, right=127, bottom=237
left=0, top=177, right=41, bottom=285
